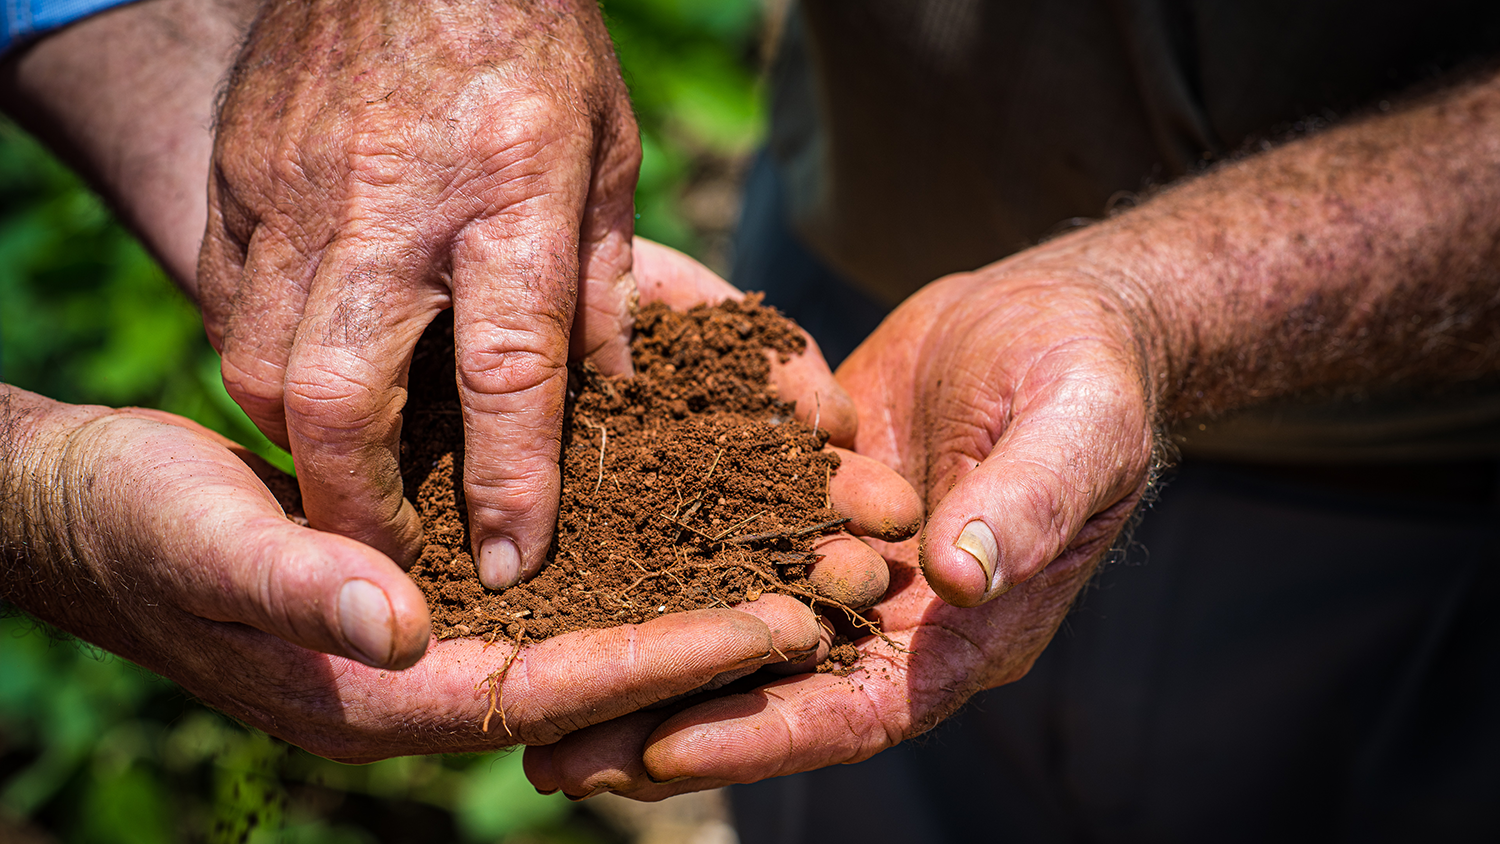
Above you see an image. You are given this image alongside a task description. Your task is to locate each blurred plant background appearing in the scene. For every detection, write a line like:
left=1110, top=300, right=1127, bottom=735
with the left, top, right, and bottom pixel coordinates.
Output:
left=0, top=0, right=770, bottom=841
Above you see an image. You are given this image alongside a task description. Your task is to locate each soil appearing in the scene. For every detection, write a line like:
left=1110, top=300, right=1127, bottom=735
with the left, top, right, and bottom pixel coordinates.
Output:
left=397, top=297, right=852, bottom=644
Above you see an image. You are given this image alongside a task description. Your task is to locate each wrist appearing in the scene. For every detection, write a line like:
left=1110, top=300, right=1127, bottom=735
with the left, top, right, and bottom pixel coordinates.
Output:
left=0, top=387, right=118, bottom=605
left=1044, top=68, right=1500, bottom=429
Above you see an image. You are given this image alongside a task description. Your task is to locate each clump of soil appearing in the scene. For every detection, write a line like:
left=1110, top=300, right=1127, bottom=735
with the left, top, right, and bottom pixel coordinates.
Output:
left=820, top=638, right=860, bottom=674
left=399, top=297, right=848, bottom=643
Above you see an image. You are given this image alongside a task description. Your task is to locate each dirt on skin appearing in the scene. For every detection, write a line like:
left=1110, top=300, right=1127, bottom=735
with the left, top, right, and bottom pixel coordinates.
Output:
left=397, top=296, right=856, bottom=645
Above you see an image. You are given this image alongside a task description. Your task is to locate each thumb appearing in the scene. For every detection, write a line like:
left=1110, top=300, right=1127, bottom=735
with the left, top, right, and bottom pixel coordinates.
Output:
left=105, top=411, right=433, bottom=668
left=917, top=362, right=1155, bottom=607
left=182, top=514, right=433, bottom=669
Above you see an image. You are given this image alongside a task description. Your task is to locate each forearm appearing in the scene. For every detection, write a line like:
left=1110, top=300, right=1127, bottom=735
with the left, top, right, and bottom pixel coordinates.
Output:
left=1061, top=66, right=1500, bottom=423
left=0, top=0, right=261, bottom=292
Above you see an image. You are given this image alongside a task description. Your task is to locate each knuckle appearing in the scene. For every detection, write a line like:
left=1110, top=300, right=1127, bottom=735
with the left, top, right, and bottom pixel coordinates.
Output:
left=459, top=341, right=567, bottom=401
left=268, top=139, right=313, bottom=192
left=480, top=92, right=588, bottom=154
left=464, top=467, right=560, bottom=534
left=466, top=463, right=557, bottom=497
left=221, top=356, right=286, bottom=420
left=1006, top=467, right=1074, bottom=573
left=281, top=359, right=384, bottom=437
left=343, top=130, right=420, bottom=190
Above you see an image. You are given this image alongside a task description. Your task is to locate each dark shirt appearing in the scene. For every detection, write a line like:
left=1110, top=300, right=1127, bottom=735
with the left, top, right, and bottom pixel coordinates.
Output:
left=768, top=0, right=1500, bottom=460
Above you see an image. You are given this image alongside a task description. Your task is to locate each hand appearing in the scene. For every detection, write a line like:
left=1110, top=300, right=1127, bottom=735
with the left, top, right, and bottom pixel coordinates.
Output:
left=199, top=0, right=641, bottom=588
left=526, top=67, right=1500, bottom=795
left=0, top=389, right=839, bottom=760
left=0, top=242, right=919, bottom=762
left=523, top=239, right=1158, bottom=797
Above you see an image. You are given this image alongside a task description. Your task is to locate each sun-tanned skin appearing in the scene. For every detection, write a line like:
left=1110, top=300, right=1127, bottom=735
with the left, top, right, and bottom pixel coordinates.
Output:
left=201, top=0, right=647, bottom=587
left=2, top=0, right=644, bottom=592
left=527, top=65, right=1500, bottom=799
left=6, top=0, right=1497, bottom=785
left=0, top=0, right=918, bottom=759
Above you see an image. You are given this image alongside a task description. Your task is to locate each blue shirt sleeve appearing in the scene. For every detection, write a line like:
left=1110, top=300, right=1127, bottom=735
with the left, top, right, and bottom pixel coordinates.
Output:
left=1, top=0, right=140, bottom=54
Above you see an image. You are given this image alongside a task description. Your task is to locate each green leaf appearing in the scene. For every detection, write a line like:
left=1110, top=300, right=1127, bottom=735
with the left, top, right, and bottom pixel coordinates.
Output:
left=453, top=752, right=569, bottom=842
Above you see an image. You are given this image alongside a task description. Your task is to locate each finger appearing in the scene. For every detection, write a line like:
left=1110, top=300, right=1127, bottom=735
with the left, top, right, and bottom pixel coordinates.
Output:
left=213, top=222, right=315, bottom=452
left=641, top=545, right=1105, bottom=785
left=652, top=594, right=826, bottom=706
left=187, top=517, right=434, bottom=670
left=148, top=605, right=785, bottom=762
left=281, top=234, right=445, bottom=567
left=918, top=367, right=1154, bottom=607
left=121, top=407, right=285, bottom=481
left=726, top=593, right=822, bottom=666
left=826, top=447, right=923, bottom=541
left=450, top=187, right=592, bottom=591
left=197, top=163, right=254, bottom=346
left=569, top=102, right=641, bottom=377
left=95, top=412, right=432, bottom=669
left=525, top=710, right=673, bottom=798
left=525, top=710, right=743, bottom=801
left=480, top=607, right=779, bottom=745
left=764, top=614, right=834, bottom=676
left=766, top=333, right=858, bottom=446
left=643, top=672, right=900, bottom=785
left=632, top=237, right=741, bottom=307
left=805, top=534, right=889, bottom=611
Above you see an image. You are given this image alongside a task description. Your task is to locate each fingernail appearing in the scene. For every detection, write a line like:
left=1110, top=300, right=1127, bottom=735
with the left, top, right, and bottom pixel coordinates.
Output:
left=339, top=578, right=395, bottom=667
left=478, top=537, right=522, bottom=590
left=954, top=519, right=1000, bottom=591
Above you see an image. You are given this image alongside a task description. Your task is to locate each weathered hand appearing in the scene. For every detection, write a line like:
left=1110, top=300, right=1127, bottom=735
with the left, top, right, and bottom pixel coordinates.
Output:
left=199, top=0, right=640, bottom=588
left=523, top=239, right=1159, bottom=797
left=838, top=252, right=1156, bottom=607
left=0, top=388, right=830, bottom=760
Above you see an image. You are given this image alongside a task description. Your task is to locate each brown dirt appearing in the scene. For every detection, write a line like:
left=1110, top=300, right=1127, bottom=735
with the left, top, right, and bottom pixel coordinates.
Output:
left=397, top=297, right=851, bottom=644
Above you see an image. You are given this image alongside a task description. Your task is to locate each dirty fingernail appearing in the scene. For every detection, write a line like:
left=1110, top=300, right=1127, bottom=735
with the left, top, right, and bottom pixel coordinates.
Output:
left=339, top=578, right=395, bottom=667
left=954, top=519, right=999, bottom=589
left=478, top=537, right=522, bottom=590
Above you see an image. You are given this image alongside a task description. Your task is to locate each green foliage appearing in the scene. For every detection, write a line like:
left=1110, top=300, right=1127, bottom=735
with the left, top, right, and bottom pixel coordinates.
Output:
left=0, top=2, right=765, bottom=841
left=601, top=0, right=765, bottom=254
left=0, top=122, right=293, bottom=473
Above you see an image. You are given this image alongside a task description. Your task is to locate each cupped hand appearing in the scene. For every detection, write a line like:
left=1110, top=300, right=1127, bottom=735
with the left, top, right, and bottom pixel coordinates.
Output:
left=0, top=389, right=831, bottom=760
left=199, top=0, right=640, bottom=588
left=523, top=234, right=1161, bottom=797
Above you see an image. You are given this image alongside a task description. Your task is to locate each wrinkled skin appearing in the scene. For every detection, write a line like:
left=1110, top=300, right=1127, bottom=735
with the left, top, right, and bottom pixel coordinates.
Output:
left=524, top=248, right=1155, bottom=797
left=526, top=64, right=1500, bottom=800
left=0, top=243, right=919, bottom=760
left=199, top=0, right=643, bottom=589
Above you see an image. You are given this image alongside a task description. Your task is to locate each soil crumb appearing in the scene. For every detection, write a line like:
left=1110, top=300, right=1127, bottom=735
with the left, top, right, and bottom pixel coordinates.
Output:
left=399, top=297, right=849, bottom=643
left=818, top=637, right=861, bottom=676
